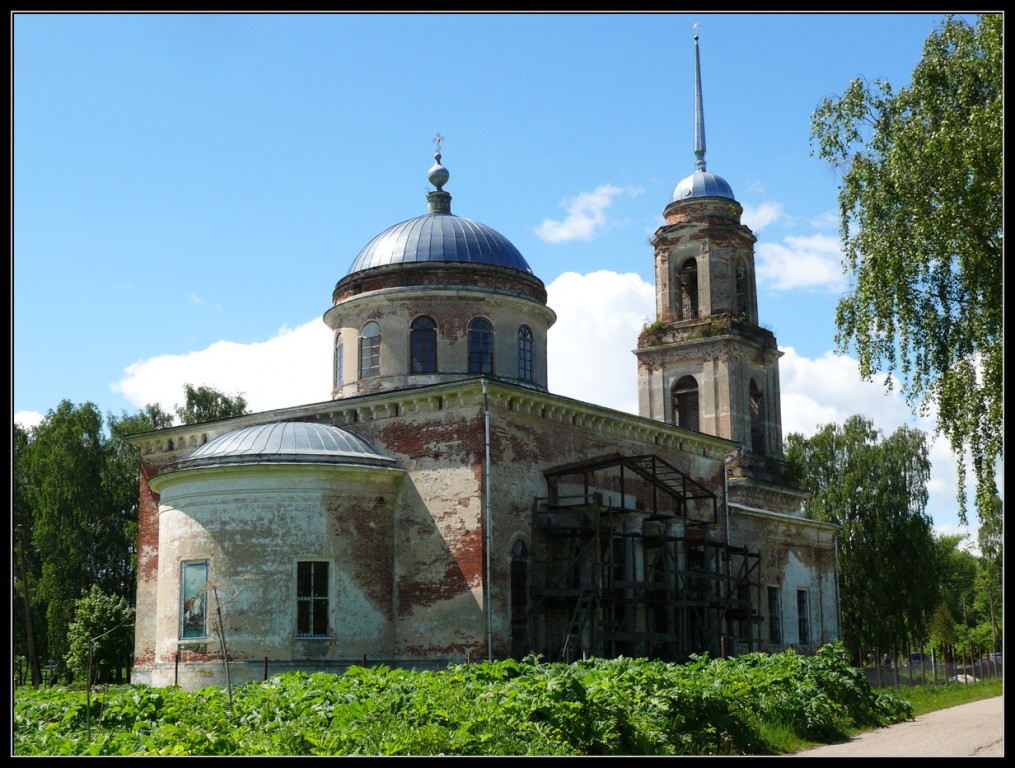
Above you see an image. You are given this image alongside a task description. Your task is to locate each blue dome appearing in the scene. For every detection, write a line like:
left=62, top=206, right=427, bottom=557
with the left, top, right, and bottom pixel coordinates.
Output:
left=670, top=170, right=736, bottom=202
left=346, top=145, right=533, bottom=277
left=182, top=422, right=395, bottom=467
left=346, top=211, right=532, bottom=276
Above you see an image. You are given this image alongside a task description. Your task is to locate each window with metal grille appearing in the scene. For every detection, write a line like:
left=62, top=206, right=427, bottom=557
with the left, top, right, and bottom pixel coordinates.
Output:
left=297, top=561, right=329, bottom=638
left=518, top=325, right=534, bottom=382
left=468, top=318, right=493, bottom=374
left=359, top=322, right=381, bottom=379
left=335, top=339, right=344, bottom=387
left=410, top=316, right=437, bottom=373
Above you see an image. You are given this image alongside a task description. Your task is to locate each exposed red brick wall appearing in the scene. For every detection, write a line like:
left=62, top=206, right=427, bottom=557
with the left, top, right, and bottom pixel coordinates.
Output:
left=333, top=262, right=548, bottom=304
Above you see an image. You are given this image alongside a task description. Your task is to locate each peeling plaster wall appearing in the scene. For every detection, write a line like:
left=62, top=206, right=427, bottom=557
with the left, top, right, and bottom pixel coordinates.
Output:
left=130, top=378, right=838, bottom=689
left=729, top=506, right=839, bottom=653
left=143, top=463, right=403, bottom=689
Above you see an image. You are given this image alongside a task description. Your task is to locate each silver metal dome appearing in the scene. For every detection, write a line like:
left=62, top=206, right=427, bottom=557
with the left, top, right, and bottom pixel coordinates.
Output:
left=346, top=141, right=532, bottom=276
left=671, top=170, right=735, bottom=202
left=346, top=212, right=532, bottom=275
left=182, top=422, right=395, bottom=467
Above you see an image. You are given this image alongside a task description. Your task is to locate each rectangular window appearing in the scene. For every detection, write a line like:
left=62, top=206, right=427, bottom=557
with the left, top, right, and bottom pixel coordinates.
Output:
left=797, top=589, right=810, bottom=646
left=360, top=338, right=380, bottom=378
left=181, top=561, right=208, bottom=639
left=517, top=326, right=534, bottom=382
left=737, top=582, right=751, bottom=639
left=767, top=586, right=782, bottom=645
left=468, top=320, right=493, bottom=374
left=297, top=561, right=329, bottom=638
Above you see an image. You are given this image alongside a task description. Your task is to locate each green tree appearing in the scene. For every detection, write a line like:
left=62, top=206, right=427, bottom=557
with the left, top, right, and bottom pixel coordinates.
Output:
left=64, top=585, right=136, bottom=685
left=105, top=404, right=175, bottom=600
left=973, top=548, right=1003, bottom=654
left=22, top=401, right=108, bottom=678
left=13, top=422, right=44, bottom=688
left=810, top=14, right=1003, bottom=528
left=934, top=533, right=978, bottom=629
left=785, top=416, right=938, bottom=663
left=16, top=401, right=173, bottom=682
left=175, top=383, right=249, bottom=425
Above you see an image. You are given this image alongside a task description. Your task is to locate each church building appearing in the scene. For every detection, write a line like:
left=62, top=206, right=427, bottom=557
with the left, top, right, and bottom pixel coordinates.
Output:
left=128, top=34, right=840, bottom=690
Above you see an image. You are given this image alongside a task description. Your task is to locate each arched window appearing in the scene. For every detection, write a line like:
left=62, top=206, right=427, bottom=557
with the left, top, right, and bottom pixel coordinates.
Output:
left=334, top=337, right=344, bottom=388
left=750, top=379, right=764, bottom=454
left=678, top=259, right=699, bottom=320
left=735, top=260, right=749, bottom=319
left=468, top=318, right=494, bottom=374
left=672, top=375, right=699, bottom=432
left=409, top=316, right=437, bottom=374
left=517, top=325, right=534, bottom=382
left=359, top=322, right=381, bottom=379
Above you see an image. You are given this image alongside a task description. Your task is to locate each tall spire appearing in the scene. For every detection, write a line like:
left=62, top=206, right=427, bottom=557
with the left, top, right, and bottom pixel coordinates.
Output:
left=693, top=24, right=707, bottom=173
left=668, top=24, right=735, bottom=203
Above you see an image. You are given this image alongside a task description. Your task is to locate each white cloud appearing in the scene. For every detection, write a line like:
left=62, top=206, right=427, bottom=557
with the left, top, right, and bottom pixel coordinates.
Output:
left=809, top=210, right=839, bottom=230
left=112, top=319, right=333, bottom=415
left=777, top=347, right=912, bottom=437
left=14, top=410, right=45, bottom=430
left=108, top=270, right=972, bottom=540
left=546, top=270, right=655, bottom=415
left=778, top=345, right=974, bottom=539
left=756, top=233, right=845, bottom=291
left=535, top=185, right=643, bottom=243
left=740, top=201, right=782, bottom=233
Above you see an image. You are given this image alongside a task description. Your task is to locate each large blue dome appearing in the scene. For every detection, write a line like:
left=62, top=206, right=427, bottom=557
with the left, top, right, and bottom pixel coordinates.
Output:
left=346, top=211, right=532, bottom=275
left=346, top=146, right=532, bottom=277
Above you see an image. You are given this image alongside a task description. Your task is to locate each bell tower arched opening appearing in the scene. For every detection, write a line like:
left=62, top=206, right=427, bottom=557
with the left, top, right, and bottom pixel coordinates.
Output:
left=672, top=375, right=700, bottom=432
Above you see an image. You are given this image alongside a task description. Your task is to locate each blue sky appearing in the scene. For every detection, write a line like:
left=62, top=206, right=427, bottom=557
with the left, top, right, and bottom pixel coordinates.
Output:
left=13, top=12, right=993, bottom=545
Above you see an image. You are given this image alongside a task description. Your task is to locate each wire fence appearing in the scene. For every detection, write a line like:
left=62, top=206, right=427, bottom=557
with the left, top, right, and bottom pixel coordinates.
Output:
left=858, top=642, right=1003, bottom=689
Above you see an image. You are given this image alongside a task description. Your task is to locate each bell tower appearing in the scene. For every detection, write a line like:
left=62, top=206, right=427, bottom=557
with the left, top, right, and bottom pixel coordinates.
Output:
left=635, top=30, right=785, bottom=460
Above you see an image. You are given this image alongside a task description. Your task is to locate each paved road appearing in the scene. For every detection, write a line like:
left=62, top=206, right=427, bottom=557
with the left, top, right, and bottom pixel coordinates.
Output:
left=790, top=695, right=1003, bottom=757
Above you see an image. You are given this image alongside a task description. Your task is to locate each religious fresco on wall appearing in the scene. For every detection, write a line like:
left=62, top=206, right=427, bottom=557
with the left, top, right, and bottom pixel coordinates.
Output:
left=181, top=561, right=208, bottom=639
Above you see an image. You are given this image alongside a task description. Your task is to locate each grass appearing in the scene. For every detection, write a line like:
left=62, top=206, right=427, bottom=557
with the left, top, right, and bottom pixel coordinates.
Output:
left=890, top=677, right=1003, bottom=719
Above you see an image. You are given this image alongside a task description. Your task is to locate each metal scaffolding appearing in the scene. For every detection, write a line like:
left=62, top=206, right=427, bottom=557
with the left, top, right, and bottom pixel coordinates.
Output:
left=526, top=454, right=762, bottom=663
